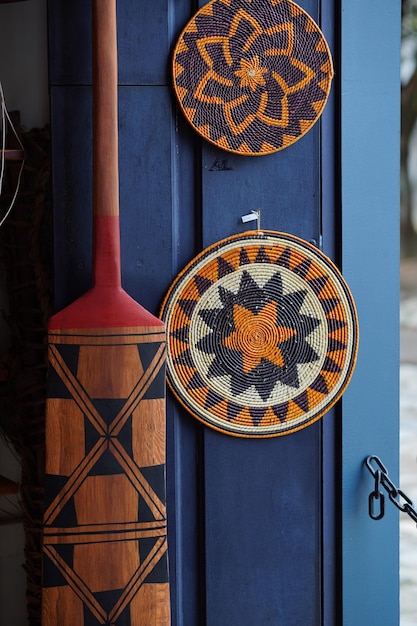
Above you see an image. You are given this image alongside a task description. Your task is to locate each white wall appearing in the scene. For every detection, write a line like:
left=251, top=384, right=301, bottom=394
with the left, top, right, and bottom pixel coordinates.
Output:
left=0, top=1, right=49, bottom=624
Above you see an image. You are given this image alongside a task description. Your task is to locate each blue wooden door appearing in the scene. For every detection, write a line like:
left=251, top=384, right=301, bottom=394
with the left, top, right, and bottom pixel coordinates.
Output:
left=47, top=0, right=400, bottom=624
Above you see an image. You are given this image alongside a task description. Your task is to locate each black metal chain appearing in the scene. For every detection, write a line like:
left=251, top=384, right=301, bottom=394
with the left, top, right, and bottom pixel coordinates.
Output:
left=365, top=456, right=417, bottom=524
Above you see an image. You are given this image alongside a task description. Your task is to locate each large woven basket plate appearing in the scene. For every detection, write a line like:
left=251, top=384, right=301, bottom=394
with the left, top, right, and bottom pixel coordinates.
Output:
left=160, top=231, right=358, bottom=437
left=172, top=0, right=333, bottom=155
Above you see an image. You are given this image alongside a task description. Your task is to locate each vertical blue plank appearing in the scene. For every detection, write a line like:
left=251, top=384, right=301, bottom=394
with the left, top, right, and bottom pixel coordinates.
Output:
left=201, top=131, right=320, bottom=246
left=200, top=138, right=322, bottom=625
left=203, top=428, right=322, bottom=626
left=320, top=0, right=338, bottom=623
left=49, top=86, right=93, bottom=310
left=198, top=0, right=325, bottom=622
left=341, top=1, right=400, bottom=624
left=48, top=0, right=91, bottom=85
left=117, top=0, right=171, bottom=84
left=118, top=85, right=175, bottom=312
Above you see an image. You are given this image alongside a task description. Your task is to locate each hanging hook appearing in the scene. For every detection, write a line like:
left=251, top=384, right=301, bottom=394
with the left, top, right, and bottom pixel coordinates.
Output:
left=241, top=209, right=261, bottom=231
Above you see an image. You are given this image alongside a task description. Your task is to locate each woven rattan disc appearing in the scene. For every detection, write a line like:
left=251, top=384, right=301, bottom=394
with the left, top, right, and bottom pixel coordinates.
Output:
left=160, top=231, right=358, bottom=437
left=172, top=0, right=333, bottom=155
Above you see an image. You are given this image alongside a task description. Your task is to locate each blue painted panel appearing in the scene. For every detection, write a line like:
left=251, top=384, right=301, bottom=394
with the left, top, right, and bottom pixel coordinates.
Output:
left=49, top=86, right=93, bottom=310
left=201, top=130, right=320, bottom=248
left=341, top=1, right=400, bottom=624
left=204, top=428, right=322, bottom=626
left=197, top=0, right=324, bottom=619
left=48, top=0, right=92, bottom=86
left=118, top=85, right=175, bottom=313
left=50, top=84, right=179, bottom=314
left=118, top=1, right=169, bottom=84
left=201, top=153, right=322, bottom=624
left=48, top=0, right=191, bottom=86
left=320, top=2, right=338, bottom=623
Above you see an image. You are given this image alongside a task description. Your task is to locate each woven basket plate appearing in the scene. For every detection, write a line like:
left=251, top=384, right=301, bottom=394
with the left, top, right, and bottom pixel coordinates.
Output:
left=172, top=0, right=333, bottom=155
left=160, top=231, right=359, bottom=437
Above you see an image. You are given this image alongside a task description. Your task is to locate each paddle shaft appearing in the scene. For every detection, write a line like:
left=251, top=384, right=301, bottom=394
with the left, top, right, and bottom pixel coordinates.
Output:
left=42, top=2, right=170, bottom=624
left=92, top=0, right=121, bottom=289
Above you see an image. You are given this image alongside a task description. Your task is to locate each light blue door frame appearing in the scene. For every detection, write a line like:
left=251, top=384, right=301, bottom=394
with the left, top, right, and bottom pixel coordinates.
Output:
left=341, top=1, right=401, bottom=624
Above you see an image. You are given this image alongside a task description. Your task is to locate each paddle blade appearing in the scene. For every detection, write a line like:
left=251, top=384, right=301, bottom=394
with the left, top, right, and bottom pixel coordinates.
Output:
left=42, top=308, right=170, bottom=626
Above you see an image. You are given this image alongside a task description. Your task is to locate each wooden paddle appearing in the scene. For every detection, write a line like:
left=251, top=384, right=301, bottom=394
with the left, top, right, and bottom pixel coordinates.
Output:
left=41, top=2, right=170, bottom=624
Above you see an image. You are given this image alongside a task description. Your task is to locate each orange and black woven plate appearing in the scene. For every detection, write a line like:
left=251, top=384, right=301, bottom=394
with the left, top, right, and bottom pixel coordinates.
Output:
left=172, top=0, right=333, bottom=155
left=160, top=231, right=358, bottom=437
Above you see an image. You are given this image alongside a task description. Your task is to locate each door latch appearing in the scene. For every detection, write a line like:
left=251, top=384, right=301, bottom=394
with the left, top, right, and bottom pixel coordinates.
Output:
left=365, top=456, right=417, bottom=524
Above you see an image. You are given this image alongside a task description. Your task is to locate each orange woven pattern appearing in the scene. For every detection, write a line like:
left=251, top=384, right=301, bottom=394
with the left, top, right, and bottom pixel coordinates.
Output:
left=173, top=0, right=333, bottom=155
left=160, top=231, right=358, bottom=438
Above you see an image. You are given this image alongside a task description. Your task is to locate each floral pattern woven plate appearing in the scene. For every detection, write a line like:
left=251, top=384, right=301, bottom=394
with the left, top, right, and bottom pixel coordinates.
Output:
left=172, top=0, right=333, bottom=155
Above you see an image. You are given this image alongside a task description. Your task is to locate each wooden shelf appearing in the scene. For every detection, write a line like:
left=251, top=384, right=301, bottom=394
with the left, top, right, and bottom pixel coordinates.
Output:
left=0, top=475, right=18, bottom=495
left=1, top=149, right=25, bottom=161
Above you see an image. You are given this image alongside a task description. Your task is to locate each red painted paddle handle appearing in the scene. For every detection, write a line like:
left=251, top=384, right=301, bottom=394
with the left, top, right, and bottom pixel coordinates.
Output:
left=92, top=0, right=121, bottom=289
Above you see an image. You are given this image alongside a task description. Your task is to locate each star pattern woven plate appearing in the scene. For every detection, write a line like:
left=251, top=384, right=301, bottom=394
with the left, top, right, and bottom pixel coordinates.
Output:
left=160, top=231, right=358, bottom=437
left=172, top=0, right=333, bottom=155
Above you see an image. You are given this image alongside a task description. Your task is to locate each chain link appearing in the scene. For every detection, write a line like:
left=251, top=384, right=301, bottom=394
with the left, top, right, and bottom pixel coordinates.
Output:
left=365, top=456, right=417, bottom=524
